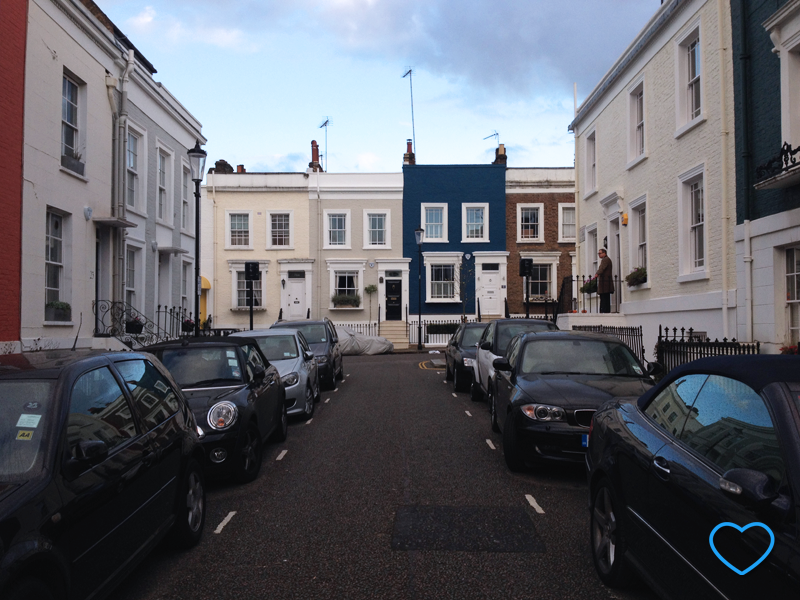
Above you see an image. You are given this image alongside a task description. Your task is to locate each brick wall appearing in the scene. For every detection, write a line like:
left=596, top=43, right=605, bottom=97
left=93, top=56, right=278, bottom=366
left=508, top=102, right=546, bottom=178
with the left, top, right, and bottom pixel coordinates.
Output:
left=506, top=192, right=575, bottom=314
left=0, top=0, right=28, bottom=344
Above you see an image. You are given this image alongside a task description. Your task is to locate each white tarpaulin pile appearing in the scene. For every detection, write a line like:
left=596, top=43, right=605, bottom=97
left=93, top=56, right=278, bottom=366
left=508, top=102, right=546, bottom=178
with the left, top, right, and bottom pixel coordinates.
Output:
left=337, top=327, right=394, bottom=355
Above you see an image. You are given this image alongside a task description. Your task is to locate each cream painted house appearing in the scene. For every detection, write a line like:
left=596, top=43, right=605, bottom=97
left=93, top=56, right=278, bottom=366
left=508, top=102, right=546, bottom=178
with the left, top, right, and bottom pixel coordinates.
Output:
left=307, top=171, right=406, bottom=327
left=202, top=164, right=312, bottom=329
left=566, top=0, right=736, bottom=355
left=21, top=0, right=204, bottom=350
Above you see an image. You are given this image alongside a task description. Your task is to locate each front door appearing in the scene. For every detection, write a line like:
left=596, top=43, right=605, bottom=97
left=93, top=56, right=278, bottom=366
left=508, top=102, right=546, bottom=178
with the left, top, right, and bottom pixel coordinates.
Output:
left=385, top=279, right=401, bottom=320
left=478, top=264, right=500, bottom=315
left=287, top=274, right=306, bottom=320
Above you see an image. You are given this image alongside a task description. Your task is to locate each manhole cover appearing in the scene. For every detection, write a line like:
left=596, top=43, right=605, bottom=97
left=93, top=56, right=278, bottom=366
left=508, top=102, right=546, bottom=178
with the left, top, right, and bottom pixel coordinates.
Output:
left=391, top=505, right=545, bottom=553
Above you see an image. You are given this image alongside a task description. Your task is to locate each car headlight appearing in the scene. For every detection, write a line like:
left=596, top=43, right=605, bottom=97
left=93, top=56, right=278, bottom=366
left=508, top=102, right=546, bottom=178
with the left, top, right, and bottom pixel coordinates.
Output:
left=463, top=358, right=475, bottom=368
left=521, top=404, right=566, bottom=422
left=317, top=356, right=328, bottom=364
left=207, top=401, right=238, bottom=430
left=281, top=372, right=299, bottom=387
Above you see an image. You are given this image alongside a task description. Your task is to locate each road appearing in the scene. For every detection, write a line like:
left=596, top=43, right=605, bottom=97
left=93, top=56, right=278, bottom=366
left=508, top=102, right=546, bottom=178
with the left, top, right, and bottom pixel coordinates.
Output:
left=116, top=352, right=657, bottom=600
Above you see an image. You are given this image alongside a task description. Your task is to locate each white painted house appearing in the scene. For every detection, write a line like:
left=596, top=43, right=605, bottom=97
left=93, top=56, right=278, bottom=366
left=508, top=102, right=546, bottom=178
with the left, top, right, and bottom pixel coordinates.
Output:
left=564, top=0, right=736, bottom=356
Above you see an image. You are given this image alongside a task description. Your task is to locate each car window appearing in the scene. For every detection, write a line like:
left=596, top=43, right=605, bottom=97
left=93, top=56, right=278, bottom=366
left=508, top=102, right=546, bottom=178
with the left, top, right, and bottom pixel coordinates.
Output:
left=450, top=325, right=462, bottom=345
left=68, top=367, right=137, bottom=452
left=677, top=375, right=786, bottom=485
left=243, top=344, right=265, bottom=380
left=462, top=325, right=486, bottom=348
left=116, top=359, right=180, bottom=431
left=645, top=374, right=708, bottom=436
left=256, top=336, right=299, bottom=361
left=0, top=380, right=53, bottom=477
left=329, top=322, right=339, bottom=342
left=159, top=347, right=244, bottom=388
left=507, top=336, right=521, bottom=365
left=496, top=322, right=554, bottom=355
left=519, top=339, right=644, bottom=376
left=483, top=323, right=495, bottom=347
left=278, top=323, right=327, bottom=344
left=297, top=332, right=310, bottom=353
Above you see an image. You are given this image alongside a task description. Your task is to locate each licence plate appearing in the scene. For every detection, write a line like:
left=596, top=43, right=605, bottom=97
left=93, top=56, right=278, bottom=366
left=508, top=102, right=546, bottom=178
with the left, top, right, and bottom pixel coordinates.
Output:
left=581, top=434, right=589, bottom=448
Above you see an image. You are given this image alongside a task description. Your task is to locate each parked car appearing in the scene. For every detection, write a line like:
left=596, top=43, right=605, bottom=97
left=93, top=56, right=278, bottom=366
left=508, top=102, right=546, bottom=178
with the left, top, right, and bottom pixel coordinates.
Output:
left=336, top=326, right=394, bottom=355
left=472, top=318, right=559, bottom=403
left=493, top=331, right=655, bottom=472
left=271, top=318, right=343, bottom=389
left=0, top=350, right=205, bottom=600
left=145, top=336, right=287, bottom=483
left=445, top=322, right=488, bottom=392
left=230, top=329, right=320, bottom=419
left=586, top=355, right=800, bottom=599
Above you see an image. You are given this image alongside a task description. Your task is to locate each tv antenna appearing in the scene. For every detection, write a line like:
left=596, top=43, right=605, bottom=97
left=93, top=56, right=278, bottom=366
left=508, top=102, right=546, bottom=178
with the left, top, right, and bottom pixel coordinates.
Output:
left=483, top=131, right=500, bottom=147
left=319, top=117, right=331, bottom=172
left=402, top=68, right=416, bottom=157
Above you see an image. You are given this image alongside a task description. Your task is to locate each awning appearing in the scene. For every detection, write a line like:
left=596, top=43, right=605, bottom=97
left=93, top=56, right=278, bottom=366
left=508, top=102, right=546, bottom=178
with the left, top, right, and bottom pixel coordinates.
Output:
left=201, top=276, right=211, bottom=290
left=92, top=216, right=137, bottom=228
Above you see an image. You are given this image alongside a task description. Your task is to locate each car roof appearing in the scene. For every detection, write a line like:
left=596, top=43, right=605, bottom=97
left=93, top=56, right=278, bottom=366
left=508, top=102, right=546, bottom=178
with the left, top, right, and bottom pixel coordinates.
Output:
left=271, top=320, right=328, bottom=327
left=231, top=329, right=300, bottom=337
left=516, top=331, right=624, bottom=343
left=0, top=349, right=150, bottom=378
left=464, top=322, right=488, bottom=328
left=144, top=336, right=258, bottom=351
left=495, top=318, right=556, bottom=327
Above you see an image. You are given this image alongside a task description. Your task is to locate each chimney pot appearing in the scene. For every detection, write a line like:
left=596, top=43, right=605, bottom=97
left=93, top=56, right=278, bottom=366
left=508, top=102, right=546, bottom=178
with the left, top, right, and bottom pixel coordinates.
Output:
left=237, top=164, right=246, bottom=173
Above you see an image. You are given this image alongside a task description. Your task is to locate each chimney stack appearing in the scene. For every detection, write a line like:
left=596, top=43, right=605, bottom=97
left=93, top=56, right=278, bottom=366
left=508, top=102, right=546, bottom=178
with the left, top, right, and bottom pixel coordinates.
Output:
left=492, top=143, right=507, bottom=165
left=308, top=140, right=323, bottom=172
left=403, top=139, right=416, bottom=165
left=212, top=159, right=234, bottom=174
left=236, top=164, right=246, bottom=173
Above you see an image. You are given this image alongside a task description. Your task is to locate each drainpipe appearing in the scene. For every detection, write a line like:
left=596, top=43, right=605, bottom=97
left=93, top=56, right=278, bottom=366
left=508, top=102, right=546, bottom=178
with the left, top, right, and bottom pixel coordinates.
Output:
left=718, top=0, right=730, bottom=339
left=737, top=0, right=754, bottom=342
left=316, top=169, right=322, bottom=319
left=210, top=171, right=218, bottom=325
left=572, top=82, right=582, bottom=312
left=115, top=50, right=135, bottom=304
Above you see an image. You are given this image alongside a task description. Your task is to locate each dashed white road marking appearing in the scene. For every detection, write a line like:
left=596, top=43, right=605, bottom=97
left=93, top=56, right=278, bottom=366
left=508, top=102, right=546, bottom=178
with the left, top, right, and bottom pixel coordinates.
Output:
left=214, top=511, right=237, bottom=534
left=486, top=439, right=496, bottom=450
left=334, top=388, right=339, bottom=392
left=324, top=398, right=330, bottom=403
left=526, top=494, right=545, bottom=514
left=276, top=450, right=288, bottom=461
left=465, top=411, right=472, bottom=417
left=452, top=393, right=458, bottom=398
left=443, top=380, right=447, bottom=384
left=305, top=418, right=313, bottom=425
left=346, top=374, right=350, bottom=377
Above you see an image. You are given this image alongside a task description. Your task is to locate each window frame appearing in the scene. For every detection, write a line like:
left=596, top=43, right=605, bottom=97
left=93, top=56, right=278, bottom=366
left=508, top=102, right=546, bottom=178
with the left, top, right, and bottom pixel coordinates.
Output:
left=226, top=210, right=254, bottom=250
left=461, top=202, right=490, bottom=243
left=675, top=20, right=704, bottom=137
left=266, top=210, right=294, bottom=249
left=227, top=260, right=268, bottom=310
left=323, top=209, right=352, bottom=250
left=125, top=244, right=141, bottom=311
left=422, top=252, right=463, bottom=303
left=421, top=203, right=449, bottom=243
left=181, top=163, right=191, bottom=232
left=516, top=203, right=544, bottom=243
left=558, top=203, right=576, bottom=243
left=585, top=128, right=597, bottom=197
left=363, top=209, right=391, bottom=250
left=677, top=164, right=708, bottom=281
left=627, top=76, right=647, bottom=167
left=45, top=210, right=64, bottom=308
left=786, top=247, right=800, bottom=345
left=520, top=251, right=561, bottom=301
left=155, top=142, right=175, bottom=226
left=629, top=194, right=648, bottom=278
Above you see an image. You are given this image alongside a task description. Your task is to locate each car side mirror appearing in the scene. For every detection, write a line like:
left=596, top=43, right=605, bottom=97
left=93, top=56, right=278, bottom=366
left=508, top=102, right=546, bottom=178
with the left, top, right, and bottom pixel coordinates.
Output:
left=645, top=362, right=664, bottom=376
left=252, top=364, right=266, bottom=382
left=720, top=468, right=778, bottom=507
left=304, top=351, right=314, bottom=361
left=64, top=439, right=108, bottom=479
left=480, top=341, right=492, bottom=351
left=331, top=337, right=339, bottom=344
left=493, top=357, right=512, bottom=371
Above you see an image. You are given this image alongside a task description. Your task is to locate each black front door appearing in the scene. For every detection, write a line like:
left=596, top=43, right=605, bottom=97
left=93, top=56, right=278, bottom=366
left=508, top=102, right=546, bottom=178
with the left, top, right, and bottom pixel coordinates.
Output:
left=385, top=280, right=401, bottom=320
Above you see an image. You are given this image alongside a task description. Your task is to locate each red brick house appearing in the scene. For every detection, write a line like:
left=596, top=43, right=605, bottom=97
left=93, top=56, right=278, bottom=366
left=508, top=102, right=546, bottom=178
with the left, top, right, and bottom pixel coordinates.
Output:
left=506, top=168, right=575, bottom=316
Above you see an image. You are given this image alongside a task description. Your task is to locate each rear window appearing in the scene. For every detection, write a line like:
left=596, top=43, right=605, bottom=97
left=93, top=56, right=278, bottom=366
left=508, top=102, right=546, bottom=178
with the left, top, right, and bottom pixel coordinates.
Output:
left=159, top=346, right=243, bottom=388
left=462, top=326, right=487, bottom=347
left=0, top=380, right=53, bottom=478
left=497, top=322, right=557, bottom=354
left=256, top=336, right=299, bottom=361
left=275, top=323, right=327, bottom=344
left=520, top=339, right=643, bottom=376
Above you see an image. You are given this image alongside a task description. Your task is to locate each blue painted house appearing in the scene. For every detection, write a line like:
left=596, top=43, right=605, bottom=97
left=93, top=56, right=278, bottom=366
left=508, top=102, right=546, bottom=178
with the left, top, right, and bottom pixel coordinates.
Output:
left=402, top=144, right=508, bottom=321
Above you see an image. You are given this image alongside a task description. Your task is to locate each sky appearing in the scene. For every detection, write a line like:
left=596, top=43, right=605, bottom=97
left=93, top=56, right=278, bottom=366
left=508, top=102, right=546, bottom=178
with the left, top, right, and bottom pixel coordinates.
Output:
left=96, top=1, right=660, bottom=174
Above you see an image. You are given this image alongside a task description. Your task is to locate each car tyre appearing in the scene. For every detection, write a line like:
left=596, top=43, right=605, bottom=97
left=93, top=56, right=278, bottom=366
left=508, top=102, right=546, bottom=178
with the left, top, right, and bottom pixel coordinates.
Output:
left=169, top=459, right=205, bottom=549
left=313, top=374, right=321, bottom=403
left=502, top=412, right=526, bottom=472
left=5, top=578, right=59, bottom=600
left=336, top=358, right=344, bottom=381
left=453, top=367, right=469, bottom=392
left=591, top=478, right=634, bottom=588
left=303, top=384, right=315, bottom=419
left=470, top=378, right=484, bottom=402
left=490, top=388, right=500, bottom=433
left=445, top=359, right=453, bottom=381
left=272, top=404, right=288, bottom=442
left=235, top=422, right=263, bottom=483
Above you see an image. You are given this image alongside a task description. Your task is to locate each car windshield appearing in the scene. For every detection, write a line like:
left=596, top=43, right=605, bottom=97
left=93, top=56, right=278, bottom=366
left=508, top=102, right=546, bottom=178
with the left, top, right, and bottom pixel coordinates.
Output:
left=160, top=347, right=244, bottom=388
left=256, top=336, right=299, bottom=361
left=520, top=339, right=645, bottom=377
left=0, top=380, right=53, bottom=479
left=462, top=326, right=487, bottom=347
left=497, top=322, right=557, bottom=354
left=279, top=323, right=327, bottom=344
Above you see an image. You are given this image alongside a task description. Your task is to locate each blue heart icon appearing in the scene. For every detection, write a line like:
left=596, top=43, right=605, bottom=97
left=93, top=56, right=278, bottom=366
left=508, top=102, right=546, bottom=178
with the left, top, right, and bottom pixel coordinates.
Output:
left=709, top=522, right=775, bottom=575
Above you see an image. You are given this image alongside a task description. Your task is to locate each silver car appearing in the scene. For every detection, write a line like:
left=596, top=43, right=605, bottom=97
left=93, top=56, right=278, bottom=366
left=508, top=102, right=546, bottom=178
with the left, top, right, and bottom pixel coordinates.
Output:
left=231, top=329, right=320, bottom=418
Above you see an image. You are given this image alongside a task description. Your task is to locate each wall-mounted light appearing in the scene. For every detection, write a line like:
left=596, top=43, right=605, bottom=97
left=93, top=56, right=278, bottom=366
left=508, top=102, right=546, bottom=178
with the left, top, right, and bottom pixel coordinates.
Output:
left=281, top=279, right=286, bottom=289
left=622, top=213, right=629, bottom=226
left=379, top=276, right=384, bottom=284
left=464, top=253, right=472, bottom=260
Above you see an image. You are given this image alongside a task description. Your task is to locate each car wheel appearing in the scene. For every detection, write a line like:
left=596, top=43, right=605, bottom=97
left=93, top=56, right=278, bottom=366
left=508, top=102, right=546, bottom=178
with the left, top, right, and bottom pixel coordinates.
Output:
left=445, top=358, right=453, bottom=381
left=313, top=374, right=321, bottom=403
left=453, top=367, right=467, bottom=392
left=235, top=422, right=263, bottom=483
left=591, top=478, right=633, bottom=588
left=272, top=404, right=288, bottom=442
left=169, top=459, right=205, bottom=549
left=470, top=378, right=484, bottom=402
left=336, top=358, right=344, bottom=381
left=502, top=412, right=526, bottom=472
left=6, top=578, right=59, bottom=600
left=490, top=389, right=500, bottom=433
left=303, top=384, right=315, bottom=419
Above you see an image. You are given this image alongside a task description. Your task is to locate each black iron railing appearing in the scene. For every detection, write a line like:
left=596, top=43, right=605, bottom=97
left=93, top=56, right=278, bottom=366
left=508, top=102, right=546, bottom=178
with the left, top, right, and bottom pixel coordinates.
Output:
left=655, top=325, right=760, bottom=375
left=94, top=300, right=171, bottom=349
left=755, top=141, right=800, bottom=183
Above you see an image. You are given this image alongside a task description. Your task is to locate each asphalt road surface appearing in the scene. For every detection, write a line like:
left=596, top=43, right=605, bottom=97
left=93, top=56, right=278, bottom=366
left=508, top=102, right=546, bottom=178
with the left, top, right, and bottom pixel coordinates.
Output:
left=116, top=353, right=658, bottom=600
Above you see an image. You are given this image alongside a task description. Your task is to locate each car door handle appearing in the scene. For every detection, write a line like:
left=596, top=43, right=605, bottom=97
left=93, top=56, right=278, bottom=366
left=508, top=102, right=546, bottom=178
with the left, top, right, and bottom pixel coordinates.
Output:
left=652, top=457, right=670, bottom=477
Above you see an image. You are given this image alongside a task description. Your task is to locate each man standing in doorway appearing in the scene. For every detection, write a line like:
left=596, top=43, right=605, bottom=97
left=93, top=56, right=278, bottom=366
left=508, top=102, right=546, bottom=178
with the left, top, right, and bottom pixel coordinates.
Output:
left=592, top=248, right=614, bottom=314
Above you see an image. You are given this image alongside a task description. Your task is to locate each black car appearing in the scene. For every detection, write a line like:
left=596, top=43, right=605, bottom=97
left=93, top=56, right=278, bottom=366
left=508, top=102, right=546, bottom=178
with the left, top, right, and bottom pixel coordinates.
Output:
left=0, top=350, right=205, bottom=600
left=445, top=322, right=488, bottom=392
left=586, top=355, right=800, bottom=599
left=145, top=336, right=287, bottom=483
left=271, top=318, right=343, bottom=390
left=492, top=331, right=654, bottom=472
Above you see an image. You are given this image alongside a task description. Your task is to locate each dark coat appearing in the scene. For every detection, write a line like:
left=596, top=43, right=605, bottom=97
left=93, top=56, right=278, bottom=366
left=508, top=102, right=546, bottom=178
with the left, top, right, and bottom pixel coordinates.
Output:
left=596, top=256, right=614, bottom=294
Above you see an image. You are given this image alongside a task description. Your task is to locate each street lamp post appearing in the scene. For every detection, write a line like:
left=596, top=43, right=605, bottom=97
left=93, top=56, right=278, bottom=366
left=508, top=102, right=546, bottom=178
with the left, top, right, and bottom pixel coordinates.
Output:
left=188, top=141, right=207, bottom=337
left=415, top=227, right=424, bottom=350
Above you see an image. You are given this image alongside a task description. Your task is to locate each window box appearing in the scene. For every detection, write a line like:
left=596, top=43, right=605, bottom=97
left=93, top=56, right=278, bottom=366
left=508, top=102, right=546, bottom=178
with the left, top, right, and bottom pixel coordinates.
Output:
left=126, top=319, right=144, bottom=334
left=60, top=153, right=84, bottom=176
left=181, top=319, right=195, bottom=333
left=45, top=302, right=71, bottom=322
left=331, top=293, right=361, bottom=308
left=625, top=267, right=648, bottom=288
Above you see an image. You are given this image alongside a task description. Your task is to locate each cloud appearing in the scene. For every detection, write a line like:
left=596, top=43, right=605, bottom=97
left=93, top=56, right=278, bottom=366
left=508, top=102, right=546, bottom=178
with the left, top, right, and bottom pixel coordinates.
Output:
left=248, top=153, right=308, bottom=172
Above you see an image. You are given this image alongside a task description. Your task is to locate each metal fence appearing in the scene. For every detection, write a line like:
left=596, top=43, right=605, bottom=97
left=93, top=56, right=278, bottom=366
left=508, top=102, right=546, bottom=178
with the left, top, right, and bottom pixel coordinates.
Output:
left=407, top=317, right=480, bottom=346
left=571, top=324, right=645, bottom=360
left=655, top=326, right=760, bottom=374
left=332, top=322, right=380, bottom=336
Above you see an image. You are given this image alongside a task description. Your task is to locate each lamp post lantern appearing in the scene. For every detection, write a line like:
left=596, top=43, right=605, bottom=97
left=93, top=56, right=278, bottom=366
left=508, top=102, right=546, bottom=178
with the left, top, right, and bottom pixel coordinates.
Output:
left=415, top=227, right=424, bottom=350
left=188, top=140, right=207, bottom=337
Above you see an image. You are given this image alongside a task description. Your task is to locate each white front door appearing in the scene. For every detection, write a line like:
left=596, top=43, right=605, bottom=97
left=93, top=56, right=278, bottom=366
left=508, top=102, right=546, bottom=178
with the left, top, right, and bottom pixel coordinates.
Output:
left=288, top=279, right=306, bottom=320
left=478, top=266, right=500, bottom=315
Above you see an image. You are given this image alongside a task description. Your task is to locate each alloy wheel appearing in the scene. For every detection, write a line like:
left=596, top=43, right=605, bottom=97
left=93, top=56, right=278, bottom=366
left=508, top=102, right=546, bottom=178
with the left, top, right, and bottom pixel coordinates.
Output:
left=185, top=470, right=204, bottom=532
left=592, top=487, right=617, bottom=574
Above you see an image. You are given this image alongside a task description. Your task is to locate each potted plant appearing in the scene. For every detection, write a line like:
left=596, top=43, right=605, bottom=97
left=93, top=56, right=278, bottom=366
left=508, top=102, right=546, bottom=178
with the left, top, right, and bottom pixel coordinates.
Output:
left=579, top=278, right=597, bottom=294
left=625, top=266, right=648, bottom=287
left=331, top=293, right=361, bottom=308
left=60, top=149, right=84, bottom=176
left=182, top=318, right=195, bottom=333
left=364, top=284, right=378, bottom=320
left=780, top=345, right=798, bottom=355
left=45, top=301, right=71, bottom=322
left=125, top=315, right=144, bottom=334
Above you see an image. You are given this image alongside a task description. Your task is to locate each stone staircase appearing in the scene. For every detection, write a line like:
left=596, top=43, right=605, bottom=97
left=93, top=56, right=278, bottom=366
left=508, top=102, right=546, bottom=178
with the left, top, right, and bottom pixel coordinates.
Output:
left=379, top=321, right=409, bottom=350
